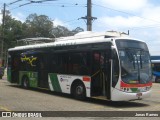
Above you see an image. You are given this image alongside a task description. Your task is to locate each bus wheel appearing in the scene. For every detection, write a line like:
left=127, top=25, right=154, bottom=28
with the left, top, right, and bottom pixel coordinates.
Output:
left=155, top=77, right=160, bottom=83
left=22, top=77, right=29, bottom=89
left=73, top=81, right=86, bottom=100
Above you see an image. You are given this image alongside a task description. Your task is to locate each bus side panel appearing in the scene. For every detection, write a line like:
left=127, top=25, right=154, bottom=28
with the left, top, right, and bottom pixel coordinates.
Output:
left=48, top=73, right=91, bottom=97
left=19, top=71, right=38, bottom=87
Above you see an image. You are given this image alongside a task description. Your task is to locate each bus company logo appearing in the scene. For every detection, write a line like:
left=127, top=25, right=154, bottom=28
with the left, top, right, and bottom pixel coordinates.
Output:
left=60, top=78, right=68, bottom=82
left=60, top=78, right=64, bottom=82
left=21, top=55, right=37, bottom=66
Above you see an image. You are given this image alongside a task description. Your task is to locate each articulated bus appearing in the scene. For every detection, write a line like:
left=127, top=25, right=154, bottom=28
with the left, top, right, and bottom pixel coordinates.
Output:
left=7, top=31, right=152, bottom=101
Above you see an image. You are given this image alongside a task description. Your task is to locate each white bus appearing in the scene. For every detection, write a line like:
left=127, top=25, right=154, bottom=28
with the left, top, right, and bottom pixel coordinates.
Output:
left=7, top=31, right=152, bottom=101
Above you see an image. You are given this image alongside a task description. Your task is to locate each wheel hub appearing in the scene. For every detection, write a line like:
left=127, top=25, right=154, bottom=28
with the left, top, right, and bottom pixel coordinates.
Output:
left=76, top=86, right=83, bottom=95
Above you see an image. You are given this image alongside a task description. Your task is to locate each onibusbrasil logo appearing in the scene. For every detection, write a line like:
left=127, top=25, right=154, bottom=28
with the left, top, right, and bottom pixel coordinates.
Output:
left=1, top=112, right=42, bottom=118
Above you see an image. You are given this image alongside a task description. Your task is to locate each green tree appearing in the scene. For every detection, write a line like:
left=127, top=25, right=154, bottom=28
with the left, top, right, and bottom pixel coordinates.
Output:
left=1, top=10, right=23, bottom=47
left=53, top=25, right=73, bottom=37
left=71, top=27, right=84, bottom=35
left=53, top=26, right=84, bottom=37
left=24, top=13, right=54, bottom=37
left=0, top=12, right=84, bottom=48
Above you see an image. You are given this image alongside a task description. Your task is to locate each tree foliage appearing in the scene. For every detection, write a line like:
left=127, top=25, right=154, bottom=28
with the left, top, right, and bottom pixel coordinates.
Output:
left=0, top=12, right=84, bottom=48
left=24, top=13, right=54, bottom=37
left=1, top=10, right=23, bottom=47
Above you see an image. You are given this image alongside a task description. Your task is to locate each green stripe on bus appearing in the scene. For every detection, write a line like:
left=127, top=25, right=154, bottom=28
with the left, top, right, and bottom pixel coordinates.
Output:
left=19, top=71, right=38, bottom=88
left=49, top=73, right=62, bottom=92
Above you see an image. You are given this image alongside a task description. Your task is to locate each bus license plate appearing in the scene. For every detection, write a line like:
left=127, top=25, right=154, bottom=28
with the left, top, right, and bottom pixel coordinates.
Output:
left=136, top=93, right=142, bottom=97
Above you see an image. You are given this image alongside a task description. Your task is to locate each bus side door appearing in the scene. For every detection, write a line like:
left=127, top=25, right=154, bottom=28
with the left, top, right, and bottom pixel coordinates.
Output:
left=38, top=54, right=49, bottom=88
left=91, top=50, right=111, bottom=99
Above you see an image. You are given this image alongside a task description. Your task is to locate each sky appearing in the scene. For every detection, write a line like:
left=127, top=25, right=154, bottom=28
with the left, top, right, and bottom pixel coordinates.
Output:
left=0, top=0, right=160, bottom=55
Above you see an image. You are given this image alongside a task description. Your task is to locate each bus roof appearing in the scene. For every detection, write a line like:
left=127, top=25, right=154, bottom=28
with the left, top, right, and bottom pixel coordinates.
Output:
left=8, top=31, right=141, bottom=52
left=151, top=60, right=160, bottom=63
left=17, top=37, right=55, bottom=45
left=151, top=56, right=160, bottom=60
left=151, top=56, right=160, bottom=63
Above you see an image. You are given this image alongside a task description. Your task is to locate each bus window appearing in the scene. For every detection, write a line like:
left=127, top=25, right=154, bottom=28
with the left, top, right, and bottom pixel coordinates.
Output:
left=55, top=53, right=68, bottom=74
left=69, top=52, right=90, bottom=75
left=7, top=54, right=11, bottom=67
left=152, top=62, right=160, bottom=83
left=112, top=49, right=119, bottom=87
left=50, top=55, right=57, bottom=72
left=55, top=52, right=91, bottom=75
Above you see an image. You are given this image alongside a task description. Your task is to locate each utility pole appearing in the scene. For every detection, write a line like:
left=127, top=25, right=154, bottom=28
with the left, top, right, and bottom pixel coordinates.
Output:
left=87, top=0, right=92, bottom=31
left=1, top=3, right=6, bottom=67
left=81, top=0, right=97, bottom=31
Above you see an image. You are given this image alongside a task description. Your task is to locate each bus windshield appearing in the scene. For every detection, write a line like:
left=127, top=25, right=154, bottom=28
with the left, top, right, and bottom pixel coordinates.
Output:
left=116, top=40, right=152, bottom=84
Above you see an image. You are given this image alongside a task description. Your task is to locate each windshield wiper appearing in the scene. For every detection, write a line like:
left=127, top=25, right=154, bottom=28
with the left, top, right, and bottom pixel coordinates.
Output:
left=140, top=51, right=143, bottom=69
left=139, top=49, right=146, bottom=69
left=125, top=49, right=135, bottom=69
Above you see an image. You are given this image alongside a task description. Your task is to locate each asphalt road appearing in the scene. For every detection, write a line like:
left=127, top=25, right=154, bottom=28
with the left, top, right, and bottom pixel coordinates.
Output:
left=0, top=77, right=160, bottom=119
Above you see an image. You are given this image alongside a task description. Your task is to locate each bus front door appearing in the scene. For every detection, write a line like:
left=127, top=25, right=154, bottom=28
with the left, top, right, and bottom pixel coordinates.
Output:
left=91, top=51, right=111, bottom=99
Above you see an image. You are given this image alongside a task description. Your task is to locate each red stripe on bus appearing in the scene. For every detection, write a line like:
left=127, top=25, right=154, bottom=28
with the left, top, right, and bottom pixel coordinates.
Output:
left=83, top=76, right=91, bottom=82
left=121, top=81, right=152, bottom=88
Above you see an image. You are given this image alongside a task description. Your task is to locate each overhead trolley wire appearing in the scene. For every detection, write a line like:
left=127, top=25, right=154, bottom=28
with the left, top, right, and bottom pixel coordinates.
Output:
left=93, top=3, right=160, bottom=24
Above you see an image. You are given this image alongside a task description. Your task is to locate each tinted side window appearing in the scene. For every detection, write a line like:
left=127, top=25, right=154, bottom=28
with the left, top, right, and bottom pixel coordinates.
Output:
left=112, top=50, right=119, bottom=87
left=53, top=52, right=91, bottom=75
left=152, top=63, right=160, bottom=71
left=56, top=54, right=68, bottom=74
left=69, top=53, right=90, bottom=75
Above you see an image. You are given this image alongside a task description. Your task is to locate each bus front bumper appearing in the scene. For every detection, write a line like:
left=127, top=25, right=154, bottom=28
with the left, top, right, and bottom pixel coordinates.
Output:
left=111, top=88, right=151, bottom=101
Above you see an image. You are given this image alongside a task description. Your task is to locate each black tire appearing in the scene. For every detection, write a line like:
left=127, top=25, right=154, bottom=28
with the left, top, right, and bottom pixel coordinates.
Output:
left=155, top=77, right=160, bottom=83
left=22, top=76, right=29, bottom=89
left=72, top=81, right=86, bottom=100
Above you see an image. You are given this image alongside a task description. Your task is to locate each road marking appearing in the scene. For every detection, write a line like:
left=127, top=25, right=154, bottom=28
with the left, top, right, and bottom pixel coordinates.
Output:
left=0, top=106, right=12, bottom=111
